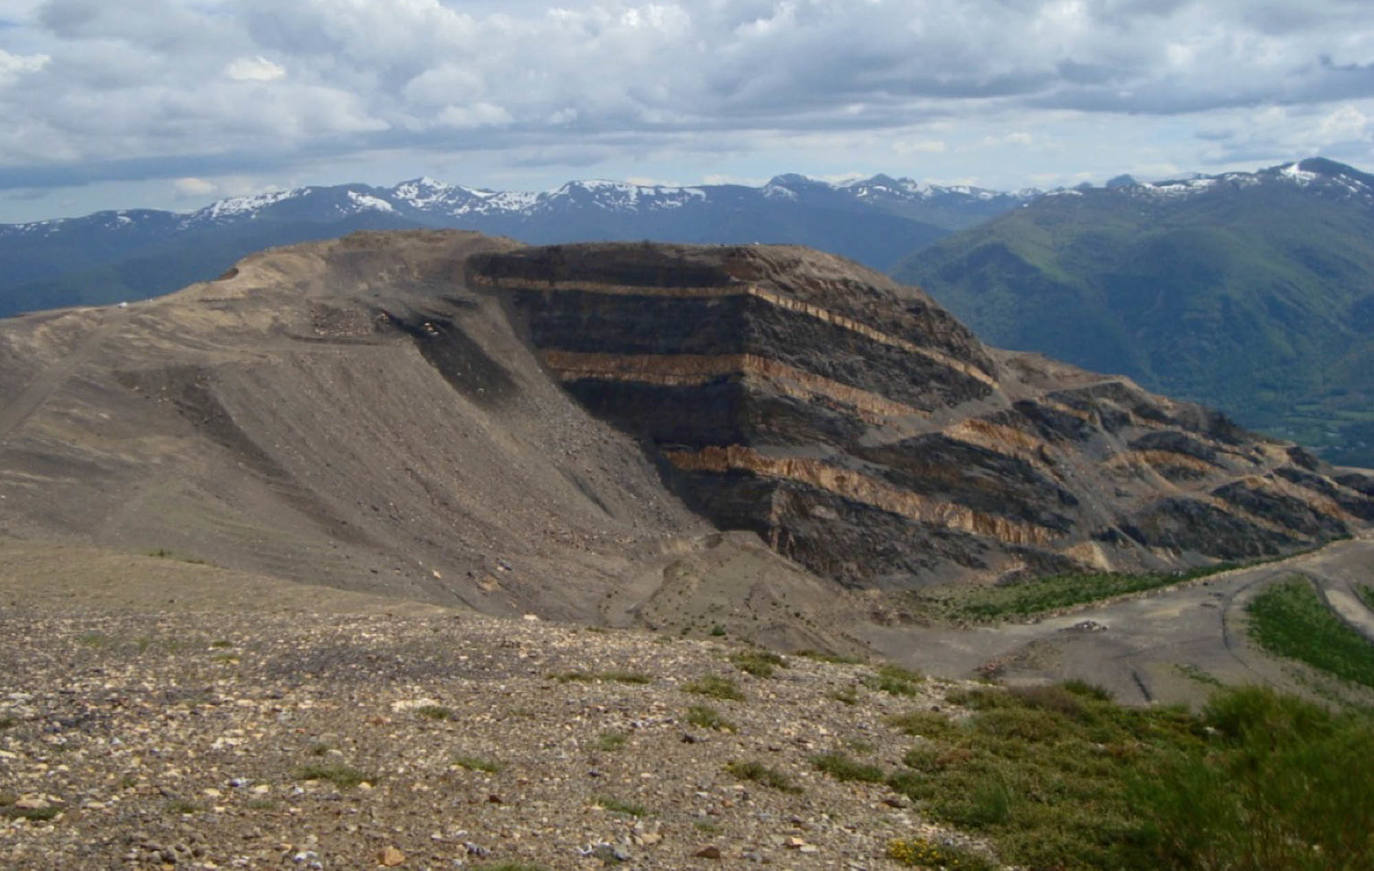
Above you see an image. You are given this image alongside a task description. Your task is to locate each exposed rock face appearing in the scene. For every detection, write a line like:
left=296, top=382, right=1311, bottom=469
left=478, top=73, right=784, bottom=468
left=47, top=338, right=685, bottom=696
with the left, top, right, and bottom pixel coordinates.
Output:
left=470, top=242, right=1373, bottom=589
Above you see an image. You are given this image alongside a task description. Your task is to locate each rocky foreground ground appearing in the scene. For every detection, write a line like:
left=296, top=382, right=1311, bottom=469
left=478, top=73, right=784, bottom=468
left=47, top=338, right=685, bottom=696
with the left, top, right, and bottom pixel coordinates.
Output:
left=0, top=607, right=987, bottom=870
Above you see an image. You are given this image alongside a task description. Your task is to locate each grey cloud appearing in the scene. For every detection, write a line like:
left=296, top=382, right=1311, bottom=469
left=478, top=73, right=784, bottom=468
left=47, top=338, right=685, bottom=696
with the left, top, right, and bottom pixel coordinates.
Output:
left=3, top=0, right=1373, bottom=193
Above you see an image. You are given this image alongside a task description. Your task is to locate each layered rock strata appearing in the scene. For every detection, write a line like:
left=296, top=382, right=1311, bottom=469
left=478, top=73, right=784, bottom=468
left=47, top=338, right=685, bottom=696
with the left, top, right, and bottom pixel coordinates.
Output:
left=470, top=243, right=1374, bottom=589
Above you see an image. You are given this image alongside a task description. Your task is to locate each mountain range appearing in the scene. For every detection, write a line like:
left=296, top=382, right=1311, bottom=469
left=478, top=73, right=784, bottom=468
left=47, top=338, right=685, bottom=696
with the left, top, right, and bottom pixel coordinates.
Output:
left=0, top=174, right=1035, bottom=318
left=897, top=157, right=1374, bottom=467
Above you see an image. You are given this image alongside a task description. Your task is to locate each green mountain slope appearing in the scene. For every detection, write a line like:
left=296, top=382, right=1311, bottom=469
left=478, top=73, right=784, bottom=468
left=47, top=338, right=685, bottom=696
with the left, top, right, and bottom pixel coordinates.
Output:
left=894, top=158, right=1374, bottom=466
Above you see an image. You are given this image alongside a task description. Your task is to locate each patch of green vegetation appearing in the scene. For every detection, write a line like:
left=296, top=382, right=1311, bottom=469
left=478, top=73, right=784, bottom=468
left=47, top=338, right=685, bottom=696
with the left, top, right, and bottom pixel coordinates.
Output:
left=77, top=632, right=112, bottom=647
left=416, top=704, right=454, bottom=720
left=685, top=704, right=736, bottom=732
left=1356, top=584, right=1374, bottom=612
left=730, top=650, right=786, bottom=678
left=594, top=731, right=627, bottom=752
left=551, top=670, right=651, bottom=685
left=2, top=805, right=61, bottom=821
left=146, top=548, right=209, bottom=565
left=828, top=686, right=859, bottom=705
left=811, top=752, right=886, bottom=783
left=887, top=837, right=995, bottom=870
left=294, top=763, right=373, bottom=788
left=594, top=795, right=646, bottom=817
left=0, top=716, right=15, bottom=730
left=863, top=663, right=923, bottom=696
left=921, top=564, right=1238, bottom=623
left=683, top=674, right=744, bottom=701
left=165, top=799, right=202, bottom=815
left=796, top=649, right=865, bottom=665
left=708, top=624, right=727, bottom=637
left=886, top=680, right=1374, bottom=871
left=1247, top=578, right=1374, bottom=688
left=886, top=708, right=958, bottom=739
left=724, top=760, right=801, bottom=794
left=452, top=755, right=502, bottom=773
left=245, top=798, right=276, bottom=810
left=1174, top=663, right=1224, bottom=687
left=209, top=639, right=233, bottom=648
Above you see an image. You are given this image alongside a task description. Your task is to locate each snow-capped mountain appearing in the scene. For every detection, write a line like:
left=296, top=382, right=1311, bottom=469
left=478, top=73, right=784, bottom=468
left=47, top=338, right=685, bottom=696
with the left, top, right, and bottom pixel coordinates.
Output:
left=1108, top=157, right=1374, bottom=205
left=1, top=172, right=1041, bottom=317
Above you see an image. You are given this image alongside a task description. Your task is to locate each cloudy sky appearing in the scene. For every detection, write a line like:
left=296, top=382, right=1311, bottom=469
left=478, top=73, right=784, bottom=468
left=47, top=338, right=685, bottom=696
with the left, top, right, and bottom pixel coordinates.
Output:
left=1, top=0, right=1372, bottom=221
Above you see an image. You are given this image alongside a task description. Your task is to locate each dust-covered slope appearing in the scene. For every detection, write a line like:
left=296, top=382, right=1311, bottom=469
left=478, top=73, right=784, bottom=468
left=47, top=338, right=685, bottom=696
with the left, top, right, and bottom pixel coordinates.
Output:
left=0, top=230, right=868, bottom=649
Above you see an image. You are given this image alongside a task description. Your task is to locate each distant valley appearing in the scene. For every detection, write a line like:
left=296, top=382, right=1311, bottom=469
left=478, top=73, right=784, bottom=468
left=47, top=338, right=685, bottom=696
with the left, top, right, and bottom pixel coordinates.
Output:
left=898, top=157, right=1374, bottom=467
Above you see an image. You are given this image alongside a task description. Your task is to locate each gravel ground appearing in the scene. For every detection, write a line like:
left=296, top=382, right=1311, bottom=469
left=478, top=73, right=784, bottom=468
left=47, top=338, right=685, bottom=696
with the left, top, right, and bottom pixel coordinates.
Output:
left=0, top=609, right=986, bottom=870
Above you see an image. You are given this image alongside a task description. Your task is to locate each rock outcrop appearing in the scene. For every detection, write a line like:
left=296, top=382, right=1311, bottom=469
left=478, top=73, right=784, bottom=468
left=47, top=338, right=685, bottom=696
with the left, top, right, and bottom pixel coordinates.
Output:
left=470, top=242, right=1373, bottom=589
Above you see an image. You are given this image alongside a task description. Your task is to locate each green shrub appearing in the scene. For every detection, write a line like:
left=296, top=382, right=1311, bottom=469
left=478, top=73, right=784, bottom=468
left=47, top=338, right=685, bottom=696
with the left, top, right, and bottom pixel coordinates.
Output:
left=594, top=731, right=627, bottom=751
left=1128, top=686, right=1374, bottom=871
left=416, top=705, right=453, bottom=720
left=887, top=837, right=994, bottom=870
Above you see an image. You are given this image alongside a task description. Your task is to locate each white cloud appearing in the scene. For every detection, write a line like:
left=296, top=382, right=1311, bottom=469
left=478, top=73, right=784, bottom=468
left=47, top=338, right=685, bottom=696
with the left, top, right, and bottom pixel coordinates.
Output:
left=225, top=56, right=285, bottom=82
left=893, top=138, right=947, bottom=154
left=436, top=102, right=512, bottom=129
left=173, top=176, right=216, bottom=197
left=0, top=48, right=50, bottom=85
left=5, top=0, right=1374, bottom=218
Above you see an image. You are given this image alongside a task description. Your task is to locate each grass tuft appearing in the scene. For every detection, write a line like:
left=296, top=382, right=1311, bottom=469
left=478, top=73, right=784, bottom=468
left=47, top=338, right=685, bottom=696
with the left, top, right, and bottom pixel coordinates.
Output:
left=594, top=795, right=646, bottom=817
left=685, top=704, right=736, bottom=732
left=683, top=674, right=744, bottom=701
left=796, top=649, right=865, bottom=664
left=863, top=663, right=923, bottom=696
left=729, top=650, right=786, bottom=678
left=295, top=763, right=373, bottom=788
left=724, top=760, right=801, bottom=794
left=416, top=704, right=454, bottom=720
left=594, top=731, right=627, bottom=752
left=811, top=751, right=886, bottom=783
left=452, top=755, right=502, bottom=773
left=551, top=670, right=651, bottom=685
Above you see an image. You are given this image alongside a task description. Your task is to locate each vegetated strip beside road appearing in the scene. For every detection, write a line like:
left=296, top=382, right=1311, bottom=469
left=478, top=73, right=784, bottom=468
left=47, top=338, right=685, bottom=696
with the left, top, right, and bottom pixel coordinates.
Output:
left=914, top=563, right=1241, bottom=623
left=1357, top=583, right=1374, bottom=612
left=1246, top=576, right=1374, bottom=689
left=915, top=542, right=1342, bottom=624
